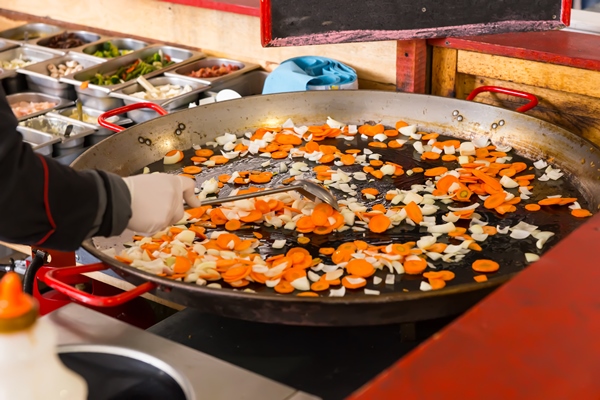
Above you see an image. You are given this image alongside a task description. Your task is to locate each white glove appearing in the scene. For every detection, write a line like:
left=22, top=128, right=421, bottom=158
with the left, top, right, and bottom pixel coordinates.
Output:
left=122, top=174, right=201, bottom=235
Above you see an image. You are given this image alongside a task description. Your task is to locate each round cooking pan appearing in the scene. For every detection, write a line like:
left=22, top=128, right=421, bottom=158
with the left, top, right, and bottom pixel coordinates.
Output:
left=38, top=88, right=600, bottom=326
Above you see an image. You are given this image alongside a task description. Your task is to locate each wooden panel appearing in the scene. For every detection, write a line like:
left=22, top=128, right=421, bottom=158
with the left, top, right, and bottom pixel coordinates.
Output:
left=456, top=73, right=600, bottom=147
left=431, top=47, right=458, bottom=98
left=396, top=40, right=428, bottom=93
left=428, top=30, right=600, bottom=72
left=0, top=1, right=397, bottom=86
left=260, top=0, right=568, bottom=47
left=457, top=50, right=600, bottom=98
left=350, top=213, right=600, bottom=400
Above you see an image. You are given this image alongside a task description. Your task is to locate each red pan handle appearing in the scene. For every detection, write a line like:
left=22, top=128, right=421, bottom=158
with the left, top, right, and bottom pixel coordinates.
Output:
left=466, top=86, right=538, bottom=113
left=98, top=102, right=168, bottom=132
left=38, top=263, right=157, bottom=307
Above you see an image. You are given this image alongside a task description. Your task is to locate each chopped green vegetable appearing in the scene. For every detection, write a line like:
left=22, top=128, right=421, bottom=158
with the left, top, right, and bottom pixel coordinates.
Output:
left=92, top=41, right=138, bottom=58
left=88, top=52, right=175, bottom=86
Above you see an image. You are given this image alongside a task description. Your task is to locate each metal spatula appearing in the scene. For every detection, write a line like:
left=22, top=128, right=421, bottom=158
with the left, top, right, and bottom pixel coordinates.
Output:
left=199, top=179, right=339, bottom=211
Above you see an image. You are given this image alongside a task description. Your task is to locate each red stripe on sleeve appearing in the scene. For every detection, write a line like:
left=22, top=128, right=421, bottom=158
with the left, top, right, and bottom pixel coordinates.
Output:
left=34, top=155, right=56, bottom=245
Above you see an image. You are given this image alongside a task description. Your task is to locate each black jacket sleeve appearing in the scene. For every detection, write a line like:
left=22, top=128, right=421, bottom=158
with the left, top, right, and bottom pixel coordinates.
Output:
left=0, top=86, right=131, bottom=251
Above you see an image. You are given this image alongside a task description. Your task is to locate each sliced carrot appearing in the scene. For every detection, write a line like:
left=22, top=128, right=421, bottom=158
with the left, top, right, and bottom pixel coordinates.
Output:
left=558, top=197, right=578, bottom=205
left=474, top=275, right=488, bottom=283
left=319, top=247, right=335, bottom=255
left=495, top=204, right=516, bottom=215
left=216, top=233, right=241, bottom=249
left=253, top=232, right=263, bottom=239
left=173, top=256, right=192, bottom=274
left=424, top=167, right=448, bottom=177
left=368, top=141, right=388, bottom=149
left=342, top=276, right=367, bottom=289
left=311, top=281, right=330, bottom=292
left=472, top=259, right=500, bottom=273
left=274, top=281, right=294, bottom=294
left=210, top=155, right=230, bottom=165
left=454, top=187, right=472, bottom=202
left=421, top=151, right=441, bottom=160
left=225, top=219, right=241, bottom=231
left=115, top=255, right=133, bottom=264
left=428, top=278, right=446, bottom=290
left=390, top=243, right=411, bottom=256
left=319, top=154, right=335, bottom=163
left=283, top=269, right=306, bottom=283
left=404, top=201, right=423, bottom=224
left=182, top=166, right=202, bottom=175
left=572, top=209, right=592, bottom=218
left=441, top=154, right=457, bottom=162
left=538, top=197, right=563, bottom=206
left=471, top=169, right=502, bottom=191
left=368, top=214, right=391, bottom=233
left=218, top=174, right=231, bottom=183
left=340, top=154, right=355, bottom=165
left=240, top=210, right=263, bottom=223
left=404, top=258, right=427, bottom=275
left=346, top=259, right=376, bottom=277
left=482, top=226, right=497, bottom=235
left=511, top=162, right=527, bottom=173
left=525, top=204, right=541, bottom=212
left=210, top=208, right=228, bottom=225
left=395, top=120, right=409, bottom=129
left=297, top=292, right=319, bottom=297
left=195, top=148, right=214, bottom=157
left=484, top=192, right=506, bottom=209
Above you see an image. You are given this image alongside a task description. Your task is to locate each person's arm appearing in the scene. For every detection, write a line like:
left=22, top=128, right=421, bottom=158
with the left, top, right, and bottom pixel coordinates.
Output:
left=0, top=86, right=132, bottom=251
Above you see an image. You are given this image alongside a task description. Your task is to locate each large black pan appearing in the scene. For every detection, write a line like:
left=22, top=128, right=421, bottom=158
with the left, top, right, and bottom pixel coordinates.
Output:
left=39, top=89, right=600, bottom=326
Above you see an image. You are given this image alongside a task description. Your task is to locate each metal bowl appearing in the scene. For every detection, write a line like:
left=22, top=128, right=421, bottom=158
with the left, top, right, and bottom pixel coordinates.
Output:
left=48, top=105, right=132, bottom=144
left=35, top=31, right=105, bottom=51
left=18, top=115, right=95, bottom=152
left=16, top=126, right=61, bottom=156
left=18, top=53, right=105, bottom=100
left=8, top=91, right=72, bottom=121
left=110, top=75, right=210, bottom=123
left=165, top=57, right=260, bottom=85
left=79, top=38, right=151, bottom=59
left=0, top=23, right=63, bottom=43
left=0, top=45, right=63, bottom=94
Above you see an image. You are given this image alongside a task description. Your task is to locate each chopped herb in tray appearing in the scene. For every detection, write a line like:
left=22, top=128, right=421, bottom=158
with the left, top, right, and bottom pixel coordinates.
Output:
left=91, top=41, right=135, bottom=58
left=86, top=52, right=174, bottom=86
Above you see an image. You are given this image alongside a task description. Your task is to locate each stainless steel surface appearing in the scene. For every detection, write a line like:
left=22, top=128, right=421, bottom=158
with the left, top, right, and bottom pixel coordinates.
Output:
left=47, top=304, right=320, bottom=400
left=110, top=75, right=210, bottom=123
left=0, top=39, right=18, bottom=52
left=18, top=115, right=95, bottom=149
left=61, top=45, right=205, bottom=110
left=7, top=91, right=72, bottom=121
left=18, top=53, right=104, bottom=100
left=35, top=30, right=104, bottom=51
left=48, top=105, right=131, bottom=136
left=0, top=45, right=61, bottom=78
left=16, top=126, right=61, bottom=156
left=202, top=179, right=340, bottom=210
left=78, top=37, right=151, bottom=59
left=0, top=23, right=63, bottom=43
left=165, top=56, right=260, bottom=85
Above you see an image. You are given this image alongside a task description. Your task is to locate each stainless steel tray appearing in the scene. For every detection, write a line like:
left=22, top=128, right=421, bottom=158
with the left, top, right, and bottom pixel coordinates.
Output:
left=165, top=57, right=260, bottom=85
left=18, top=115, right=96, bottom=149
left=18, top=53, right=105, bottom=90
left=60, top=45, right=205, bottom=110
left=0, top=39, right=18, bottom=52
left=48, top=105, right=132, bottom=135
left=17, top=126, right=62, bottom=156
left=77, top=37, right=152, bottom=59
left=200, top=70, right=268, bottom=103
left=8, top=92, right=72, bottom=121
left=0, top=23, right=63, bottom=43
left=0, top=45, right=62, bottom=79
left=34, top=30, right=106, bottom=52
left=110, top=75, right=210, bottom=123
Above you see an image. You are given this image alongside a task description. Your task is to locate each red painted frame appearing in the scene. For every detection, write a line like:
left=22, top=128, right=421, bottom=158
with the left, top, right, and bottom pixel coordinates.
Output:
left=260, top=0, right=572, bottom=47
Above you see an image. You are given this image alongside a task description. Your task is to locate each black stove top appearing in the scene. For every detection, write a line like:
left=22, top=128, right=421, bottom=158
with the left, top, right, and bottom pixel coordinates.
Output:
left=148, top=310, right=455, bottom=400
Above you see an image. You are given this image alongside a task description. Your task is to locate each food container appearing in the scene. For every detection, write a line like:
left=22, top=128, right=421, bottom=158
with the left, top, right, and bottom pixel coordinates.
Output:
left=199, top=70, right=268, bottom=104
left=48, top=105, right=132, bottom=145
left=18, top=115, right=95, bottom=155
left=16, top=126, right=62, bottom=156
left=18, top=53, right=105, bottom=100
left=60, top=45, right=205, bottom=111
left=78, top=38, right=151, bottom=59
left=7, top=92, right=72, bottom=121
left=0, top=39, right=18, bottom=52
left=165, top=57, right=260, bottom=85
left=0, top=23, right=63, bottom=43
left=0, top=45, right=63, bottom=94
left=110, top=76, right=210, bottom=123
left=35, top=31, right=104, bottom=51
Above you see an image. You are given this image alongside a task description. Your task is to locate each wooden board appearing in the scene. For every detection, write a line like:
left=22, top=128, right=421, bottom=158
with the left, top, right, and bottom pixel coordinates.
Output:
left=261, top=0, right=571, bottom=47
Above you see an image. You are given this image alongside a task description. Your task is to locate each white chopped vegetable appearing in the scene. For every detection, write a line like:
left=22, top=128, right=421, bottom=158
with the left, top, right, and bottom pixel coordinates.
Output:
left=272, top=239, right=286, bottom=249
left=500, top=175, right=519, bottom=189
left=364, top=289, right=381, bottom=295
left=399, top=125, right=417, bottom=136
left=525, top=253, right=540, bottom=263
left=329, top=286, right=346, bottom=297
left=510, top=229, right=531, bottom=239
left=291, top=276, right=310, bottom=291
left=459, top=142, right=476, bottom=156
left=533, top=159, right=547, bottom=169
left=373, top=276, right=382, bottom=285
left=385, top=274, right=395, bottom=285
left=420, top=281, right=432, bottom=291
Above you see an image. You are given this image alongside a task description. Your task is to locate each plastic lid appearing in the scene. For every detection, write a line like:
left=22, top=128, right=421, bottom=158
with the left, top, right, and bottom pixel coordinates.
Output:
left=0, top=272, right=36, bottom=319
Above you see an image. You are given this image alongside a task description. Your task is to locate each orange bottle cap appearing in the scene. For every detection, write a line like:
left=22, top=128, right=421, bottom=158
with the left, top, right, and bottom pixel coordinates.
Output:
left=0, top=272, right=35, bottom=319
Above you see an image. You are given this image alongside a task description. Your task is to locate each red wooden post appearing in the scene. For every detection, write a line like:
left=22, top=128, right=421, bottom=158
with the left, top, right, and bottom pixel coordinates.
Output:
left=396, top=40, right=428, bottom=94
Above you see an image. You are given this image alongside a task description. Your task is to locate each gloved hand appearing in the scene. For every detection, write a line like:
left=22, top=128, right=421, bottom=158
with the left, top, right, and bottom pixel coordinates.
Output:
left=122, top=174, right=201, bottom=235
